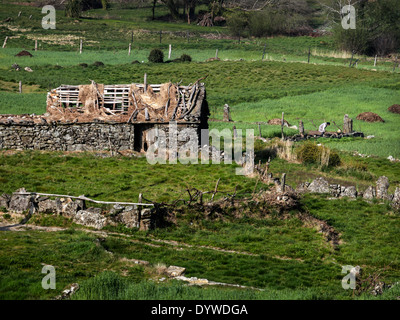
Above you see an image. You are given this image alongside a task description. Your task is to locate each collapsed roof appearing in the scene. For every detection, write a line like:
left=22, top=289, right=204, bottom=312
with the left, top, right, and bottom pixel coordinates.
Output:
left=44, top=80, right=208, bottom=124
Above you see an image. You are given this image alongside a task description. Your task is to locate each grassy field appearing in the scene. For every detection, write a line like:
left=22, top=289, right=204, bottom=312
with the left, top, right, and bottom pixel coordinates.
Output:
left=1, top=2, right=400, bottom=301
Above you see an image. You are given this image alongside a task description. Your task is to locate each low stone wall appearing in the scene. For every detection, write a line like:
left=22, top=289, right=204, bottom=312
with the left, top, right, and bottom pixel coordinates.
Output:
left=296, top=176, right=400, bottom=208
left=287, top=131, right=364, bottom=142
left=0, top=122, right=135, bottom=152
left=0, top=121, right=203, bottom=152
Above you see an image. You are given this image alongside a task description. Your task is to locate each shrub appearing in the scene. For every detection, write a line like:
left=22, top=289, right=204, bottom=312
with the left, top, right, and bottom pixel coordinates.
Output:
left=296, top=141, right=320, bottom=165
left=148, top=49, right=164, bottom=63
left=296, top=141, right=340, bottom=168
left=180, top=54, right=192, bottom=62
left=92, top=61, right=105, bottom=67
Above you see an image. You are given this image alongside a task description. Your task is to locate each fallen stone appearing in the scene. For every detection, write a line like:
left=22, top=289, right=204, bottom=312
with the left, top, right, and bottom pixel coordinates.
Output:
left=8, top=188, right=31, bottom=213
left=363, top=186, right=376, bottom=200
left=73, top=207, right=106, bottom=229
left=308, top=177, right=330, bottom=194
left=165, top=266, right=186, bottom=277
left=0, top=193, right=11, bottom=209
left=376, top=176, right=390, bottom=200
left=341, top=186, right=357, bottom=198
left=392, top=187, right=400, bottom=209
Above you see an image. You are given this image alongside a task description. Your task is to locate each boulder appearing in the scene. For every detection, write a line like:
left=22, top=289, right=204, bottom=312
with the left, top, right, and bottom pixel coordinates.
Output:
left=308, top=177, right=330, bottom=194
left=73, top=207, right=106, bottom=229
left=376, top=176, right=390, bottom=200
left=58, top=198, right=83, bottom=218
left=0, top=193, right=11, bottom=209
left=111, top=205, right=140, bottom=228
left=165, top=266, right=186, bottom=277
left=8, top=188, right=31, bottom=213
left=392, top=187, right=400, bottom=209
left=341, top=186, right=357, bottom=198
left=296, top=182, right=310, bottom=194
left=329, top=184, right=341, bottom=197
left=363, top=186, right=376, bottom=200
left=37, top=198, right=59, bottom=214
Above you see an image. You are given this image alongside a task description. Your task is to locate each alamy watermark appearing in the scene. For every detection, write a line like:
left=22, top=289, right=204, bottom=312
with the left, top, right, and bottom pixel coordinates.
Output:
left=41, top=5, right=56, bottom=29
left=41, top=265, right=56, bottom=289
left=341, top=265, right=359, bottom=290
left=145, top=123, right=254, bottom=176
left=341, top=5, right=356, bottom=30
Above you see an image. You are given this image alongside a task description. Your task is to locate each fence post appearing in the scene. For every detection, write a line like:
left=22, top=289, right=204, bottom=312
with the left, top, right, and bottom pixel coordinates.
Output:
left=168, top=44, right=172, bottom=59
left=35, top=39, right=38, bottom=51
left=79, top=39, right=82, bottom=54
left=262, top=43, right=266, bottom=60
left=128, top=43, right=131, bottom=56
left=374, top=55, right=377, bottom=67
left=19, top=81, right=22, bottom=93
left=159, top=30, right=162, bottom=43
left=299, top=120, right=304, bottom=136
left=215, top=49, right=218, bottom=59
left=281, top=112, right=285, bottom=140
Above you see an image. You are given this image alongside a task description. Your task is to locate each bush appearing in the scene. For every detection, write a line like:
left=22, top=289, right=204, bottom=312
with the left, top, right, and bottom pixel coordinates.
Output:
left=296, top=141, right=340, bottom=168
left=92, top=61, right=105, bottom=67
left=148, top=49, right=164, bottom=63
left=180, top=54, right=192, bottom=62
left=227, top=11, right=248, bottom=37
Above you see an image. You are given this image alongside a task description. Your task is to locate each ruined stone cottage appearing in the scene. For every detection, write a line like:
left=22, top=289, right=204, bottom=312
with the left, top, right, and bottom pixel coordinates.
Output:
left=0, top=80, right=209, bottom=152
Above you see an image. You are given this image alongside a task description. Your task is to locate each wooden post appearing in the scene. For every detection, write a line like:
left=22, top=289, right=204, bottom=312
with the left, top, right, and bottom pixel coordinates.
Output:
left=79, top=39, right=82, bottom=54
left=349, top=51, right=354, bottom=67
left=299, top=120, right=304, bottom=136
left=19, top=81, right=22, bottom=93
left=128, top=43, right=131, bottom=56
left=131, top=30, right=134, bottom=43
left=29, top=14, right=32, bottom=20
left=215, top=49, right=218, bottom=59
left=138, top=193, right=142, bottom=226
left=35, top=39, right=38, bottom=51
left=258, top=123, right=261, bottom=137
left=144, top=73, right=147, bottom=92
left=262, top=43, right=266, bottom=60
left=2, top=36, right=8, bottom=49
left=281, top=112, right=285, bottom=140
left=223, top=104, right=230, bottom=122
left=308, top=47, right=311, bottom=63
left=374, top=55, right=377, bottom=67
left=343, top=114, right=353, bottom=133
left=18, top=11, right=21, bottom=17
left=233, top=125, right=237, bottom=139
left=281, top=173, right=286, bottom=192
left=168, top=44, right=171, bottom=59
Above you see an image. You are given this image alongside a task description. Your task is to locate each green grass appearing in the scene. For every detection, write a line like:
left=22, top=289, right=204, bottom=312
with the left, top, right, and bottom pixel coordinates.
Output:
left=0, top=151, right=265, bottom=203
left=222, top=86, right=400, bottom=158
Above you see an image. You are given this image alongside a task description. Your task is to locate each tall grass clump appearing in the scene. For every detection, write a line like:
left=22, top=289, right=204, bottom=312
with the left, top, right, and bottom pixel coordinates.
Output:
left=296, top=141, right=340, bottom=168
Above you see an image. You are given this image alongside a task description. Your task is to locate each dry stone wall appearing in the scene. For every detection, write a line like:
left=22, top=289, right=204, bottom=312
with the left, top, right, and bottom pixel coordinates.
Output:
left=0, top=122, right=135, bottom=151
